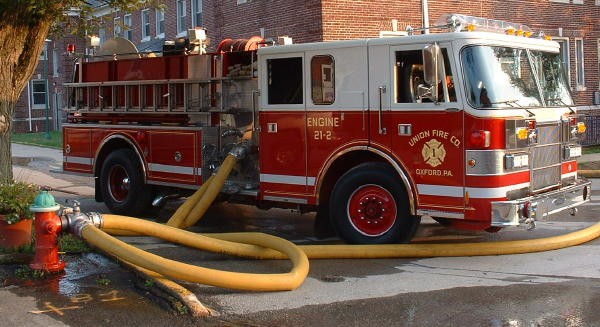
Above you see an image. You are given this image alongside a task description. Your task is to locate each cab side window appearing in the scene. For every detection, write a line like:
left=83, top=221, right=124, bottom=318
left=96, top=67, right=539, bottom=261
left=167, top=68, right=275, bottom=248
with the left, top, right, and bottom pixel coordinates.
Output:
left=394, top=49, right=455, bottom=103
left=267, top=57, right=303, bottom=104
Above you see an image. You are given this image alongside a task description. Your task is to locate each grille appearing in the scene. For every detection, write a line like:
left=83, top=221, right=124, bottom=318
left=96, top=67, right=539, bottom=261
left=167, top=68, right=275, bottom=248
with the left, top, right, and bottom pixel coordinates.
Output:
left=531, top=123, right=561, bottom=191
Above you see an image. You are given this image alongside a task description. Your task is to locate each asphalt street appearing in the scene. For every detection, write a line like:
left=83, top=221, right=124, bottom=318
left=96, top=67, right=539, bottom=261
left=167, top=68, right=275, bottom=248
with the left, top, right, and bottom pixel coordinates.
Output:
left=3, top=143, right=600, bottom=326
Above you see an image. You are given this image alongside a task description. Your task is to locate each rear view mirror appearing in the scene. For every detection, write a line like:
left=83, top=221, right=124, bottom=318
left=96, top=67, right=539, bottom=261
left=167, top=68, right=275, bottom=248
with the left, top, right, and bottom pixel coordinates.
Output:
left=423, top=43, right=441, bottom=86
left=421, top=43, right=443, bottom=102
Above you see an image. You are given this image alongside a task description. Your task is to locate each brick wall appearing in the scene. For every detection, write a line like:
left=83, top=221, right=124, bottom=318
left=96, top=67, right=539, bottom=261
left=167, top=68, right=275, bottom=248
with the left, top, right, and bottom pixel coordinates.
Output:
left=12, top=0, right=600, bottom=134
left=203, top=0, right=323, bottom=45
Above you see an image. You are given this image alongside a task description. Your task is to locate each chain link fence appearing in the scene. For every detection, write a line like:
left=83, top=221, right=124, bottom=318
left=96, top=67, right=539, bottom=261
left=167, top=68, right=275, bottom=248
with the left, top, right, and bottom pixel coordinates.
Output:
left=581, top=109, right=600, bottom=146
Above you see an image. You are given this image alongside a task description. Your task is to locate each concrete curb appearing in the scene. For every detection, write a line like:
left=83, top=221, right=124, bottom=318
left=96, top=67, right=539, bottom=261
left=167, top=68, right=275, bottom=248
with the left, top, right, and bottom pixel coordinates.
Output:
left=578, top=170, right=600, bottom=178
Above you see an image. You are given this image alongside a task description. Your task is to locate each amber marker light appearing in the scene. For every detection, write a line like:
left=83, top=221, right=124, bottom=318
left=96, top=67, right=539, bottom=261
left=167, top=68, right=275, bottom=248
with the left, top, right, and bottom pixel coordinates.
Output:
left=516, top=127, right=529, bottom=141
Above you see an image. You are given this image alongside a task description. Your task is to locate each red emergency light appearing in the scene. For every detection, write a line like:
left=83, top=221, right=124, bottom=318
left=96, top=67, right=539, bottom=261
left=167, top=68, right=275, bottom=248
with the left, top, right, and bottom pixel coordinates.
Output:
left=67, top=44, right=76, bottom=54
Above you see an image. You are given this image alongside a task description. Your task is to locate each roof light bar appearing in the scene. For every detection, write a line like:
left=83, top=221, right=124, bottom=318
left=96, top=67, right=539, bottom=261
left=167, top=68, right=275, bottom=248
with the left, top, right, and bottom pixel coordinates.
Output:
left=436, top=14, right=533, bottom=36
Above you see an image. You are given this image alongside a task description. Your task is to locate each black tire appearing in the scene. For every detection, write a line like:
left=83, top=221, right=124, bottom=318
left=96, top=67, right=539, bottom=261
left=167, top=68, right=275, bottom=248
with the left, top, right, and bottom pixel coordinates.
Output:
left=100, top=148, right=152, bottom=216
left=329, top=162, right=420, bottom=244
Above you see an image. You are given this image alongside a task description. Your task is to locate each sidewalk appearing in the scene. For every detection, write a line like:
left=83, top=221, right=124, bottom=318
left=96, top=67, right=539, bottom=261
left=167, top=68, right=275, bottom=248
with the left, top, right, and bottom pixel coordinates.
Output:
left=11, top=143, right=94, bottom=197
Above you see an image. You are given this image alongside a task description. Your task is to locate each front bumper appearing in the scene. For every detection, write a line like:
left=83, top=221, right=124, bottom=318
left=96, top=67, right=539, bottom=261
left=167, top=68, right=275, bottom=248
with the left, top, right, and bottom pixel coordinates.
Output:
left=491, top=179, right=592, bottom=227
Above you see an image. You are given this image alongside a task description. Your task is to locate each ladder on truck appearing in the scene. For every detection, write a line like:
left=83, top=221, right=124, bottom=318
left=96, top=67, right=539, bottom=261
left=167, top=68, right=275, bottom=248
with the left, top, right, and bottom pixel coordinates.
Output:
left=64, top=54, right=257, bottom=125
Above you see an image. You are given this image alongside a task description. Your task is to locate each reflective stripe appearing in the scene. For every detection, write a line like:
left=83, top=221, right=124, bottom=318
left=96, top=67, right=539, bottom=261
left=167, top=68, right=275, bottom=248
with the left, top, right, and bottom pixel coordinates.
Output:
left=417, top=184, right=463, bottom=197
left=64, top=156, right=93, bottom=165
left=417, top=182, right=530, bottom=199
left=260, top=174, right=316, bottom=186
left=263, top=196, right=308, bottom=204
left=148, top=163, right=197, bottom=175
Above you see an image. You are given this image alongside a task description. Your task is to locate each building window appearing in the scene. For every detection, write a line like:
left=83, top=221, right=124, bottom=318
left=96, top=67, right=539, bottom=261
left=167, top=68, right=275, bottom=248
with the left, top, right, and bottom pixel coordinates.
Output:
left=575, top=38, right=585, bottom=90
left=31, top=80, right=47, bottom=108
left=177, top=0, right=187, bottom=35
left=124, top=14, right=132, bottom=40
left=52, top=48, right=59, bottom=77
left=114, top=17, right=122, bottom=37
left=192, top=0, right=202, bottom=27
left=141, top=9, right=151, bottom=41
left=99, top=28, right=107, bottom=45
left=156, top=9, right=165, bottom=38
left=554, top=38, right=571, bottom=87
left=237, top=0, right=248, bottom=4
left=39, top=43, right=48, bottom=60
left=267, top=57, right=303, bottom=104
left=311, top=55, right=335, bottom=105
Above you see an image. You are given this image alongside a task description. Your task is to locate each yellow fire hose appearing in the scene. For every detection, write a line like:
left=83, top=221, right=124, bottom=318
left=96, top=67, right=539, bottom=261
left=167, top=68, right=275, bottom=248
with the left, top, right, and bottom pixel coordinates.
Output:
left=76, top=153, right=600, bottom=291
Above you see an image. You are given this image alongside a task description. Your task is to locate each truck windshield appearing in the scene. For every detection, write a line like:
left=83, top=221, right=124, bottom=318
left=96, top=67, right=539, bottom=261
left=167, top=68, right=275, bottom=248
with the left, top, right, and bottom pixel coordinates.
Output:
left=461, top=45, right=573, bottom=109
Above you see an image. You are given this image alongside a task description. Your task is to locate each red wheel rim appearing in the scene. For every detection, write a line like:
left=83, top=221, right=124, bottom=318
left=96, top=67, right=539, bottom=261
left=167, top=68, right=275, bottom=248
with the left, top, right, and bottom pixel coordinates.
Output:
left=347, top=184, right=397, bottom=236
left=108, top=164, right=130, bottom=203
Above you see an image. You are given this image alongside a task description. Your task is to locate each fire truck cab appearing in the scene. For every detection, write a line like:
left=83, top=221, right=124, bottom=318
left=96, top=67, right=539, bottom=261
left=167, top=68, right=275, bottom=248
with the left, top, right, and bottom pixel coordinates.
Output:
left=63, top=14, right=591, bottom=244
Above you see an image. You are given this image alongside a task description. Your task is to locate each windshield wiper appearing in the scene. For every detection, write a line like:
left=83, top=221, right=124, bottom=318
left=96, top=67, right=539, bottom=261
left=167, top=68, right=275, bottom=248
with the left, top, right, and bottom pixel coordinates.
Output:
left=546, top=97, right=575, bottom=114
left=488, top=99, right=535, bottom=117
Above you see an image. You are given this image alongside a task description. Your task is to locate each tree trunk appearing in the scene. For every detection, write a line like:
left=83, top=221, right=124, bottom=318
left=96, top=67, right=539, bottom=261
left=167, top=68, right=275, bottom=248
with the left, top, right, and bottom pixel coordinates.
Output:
left=0, top=18, right=53, bottom=183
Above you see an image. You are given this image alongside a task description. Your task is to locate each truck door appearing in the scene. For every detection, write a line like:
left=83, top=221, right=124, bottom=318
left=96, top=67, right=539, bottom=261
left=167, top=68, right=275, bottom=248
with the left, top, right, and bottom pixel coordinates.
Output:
left=369, top=42, right=465, bottom=217
left=258, top=52, right=308, bottom=202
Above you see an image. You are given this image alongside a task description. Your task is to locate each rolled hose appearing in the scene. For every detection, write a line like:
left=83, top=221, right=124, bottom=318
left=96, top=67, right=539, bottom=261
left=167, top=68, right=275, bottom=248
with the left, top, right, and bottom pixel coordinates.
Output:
left=82, top=216, right=309, bottom=291
left=82, top=216, right=600, bottom=291
left=79, top=152, right=600, bottom=291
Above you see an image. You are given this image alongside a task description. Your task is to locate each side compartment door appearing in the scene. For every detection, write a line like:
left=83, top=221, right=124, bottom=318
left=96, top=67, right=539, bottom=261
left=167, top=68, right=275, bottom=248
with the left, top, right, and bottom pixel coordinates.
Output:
left=63, top=127, right=93, bottom=173
left=389, top=43, right=465, bottom=217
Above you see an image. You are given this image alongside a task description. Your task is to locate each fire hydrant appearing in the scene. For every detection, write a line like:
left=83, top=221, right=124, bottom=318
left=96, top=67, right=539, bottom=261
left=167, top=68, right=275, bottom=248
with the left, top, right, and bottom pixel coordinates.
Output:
left=29, top=191, right=65, bottom=272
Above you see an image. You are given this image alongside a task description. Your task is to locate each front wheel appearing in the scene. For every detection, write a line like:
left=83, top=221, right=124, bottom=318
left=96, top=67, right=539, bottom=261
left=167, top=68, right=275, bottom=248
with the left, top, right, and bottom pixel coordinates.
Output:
left=100, top=148, right=152, bottom=216
left=329, top=162, right=420, bottom=244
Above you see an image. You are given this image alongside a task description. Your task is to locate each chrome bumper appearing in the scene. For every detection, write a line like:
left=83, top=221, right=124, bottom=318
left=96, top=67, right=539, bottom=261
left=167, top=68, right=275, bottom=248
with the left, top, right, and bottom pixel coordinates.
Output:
left=491, top=179, right=591, bottom=227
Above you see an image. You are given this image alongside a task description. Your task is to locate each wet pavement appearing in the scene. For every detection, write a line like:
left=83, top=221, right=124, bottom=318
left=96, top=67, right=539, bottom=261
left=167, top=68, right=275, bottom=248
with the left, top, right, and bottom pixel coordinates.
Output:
left=4, top=143, right=600, bottom=326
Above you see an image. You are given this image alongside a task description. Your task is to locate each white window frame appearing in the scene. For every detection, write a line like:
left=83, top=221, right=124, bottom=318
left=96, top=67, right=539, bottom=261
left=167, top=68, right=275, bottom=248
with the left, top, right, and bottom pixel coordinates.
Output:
left=141, top=9, right=151, bottom=41
left=39, top=43, right=48, bottom=60
left=554, top=37, right=571, bottom=88
left=52, top=48, right=59, bottom=77
left=176, top=0, right=187, bottom=37
left=99, top=28, right=107, bottom=45
left=575, top=38, right=585, bottom=91
left=192, top=0, right=202, bottom=27
left=156, top=9, right=165, bottom=38
left=124, top=14, right=132, bottom=41
left=114, top=17, right=122, bottom=37
left=31, top=80, right=47, bottom=109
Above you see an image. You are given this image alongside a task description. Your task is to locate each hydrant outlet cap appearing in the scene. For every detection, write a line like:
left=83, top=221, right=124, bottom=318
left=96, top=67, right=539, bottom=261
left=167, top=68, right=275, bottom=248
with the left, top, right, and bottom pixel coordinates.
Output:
left=30, top=191, right=60, bottom=212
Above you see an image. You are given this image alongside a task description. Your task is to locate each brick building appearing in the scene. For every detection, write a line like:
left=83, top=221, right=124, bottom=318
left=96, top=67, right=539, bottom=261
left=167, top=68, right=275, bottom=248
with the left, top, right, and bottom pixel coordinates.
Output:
left=13, top=0, right=600, bottom=136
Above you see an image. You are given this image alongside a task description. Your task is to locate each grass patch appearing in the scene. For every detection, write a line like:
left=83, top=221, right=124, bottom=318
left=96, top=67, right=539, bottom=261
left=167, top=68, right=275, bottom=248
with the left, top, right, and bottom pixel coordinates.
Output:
left=59, top=234, right=91, bottom=254
left=583, top=145, right=600, bottom=154
left=11, top=131, right=62, bottom=149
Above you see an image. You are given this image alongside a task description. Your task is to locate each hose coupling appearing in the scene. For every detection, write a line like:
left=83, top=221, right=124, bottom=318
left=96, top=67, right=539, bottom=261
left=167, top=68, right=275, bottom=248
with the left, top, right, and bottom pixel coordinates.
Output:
left=229, top=143, right=249, bottom=160
left=221, top=128, right=244, bottom=138
left=67, top=212, right=104, bottom=237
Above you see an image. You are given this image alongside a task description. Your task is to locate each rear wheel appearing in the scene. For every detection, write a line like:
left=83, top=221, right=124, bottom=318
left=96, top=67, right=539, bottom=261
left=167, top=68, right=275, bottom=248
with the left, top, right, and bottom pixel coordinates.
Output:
left=329, top=162, right=420, bottom=244
left=100, top=149, right=152, bottom=216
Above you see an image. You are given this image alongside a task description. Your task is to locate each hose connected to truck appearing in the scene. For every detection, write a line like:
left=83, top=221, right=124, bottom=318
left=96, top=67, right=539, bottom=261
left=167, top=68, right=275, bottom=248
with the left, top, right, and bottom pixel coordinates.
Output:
left=32, top=145, right=600, bottom=292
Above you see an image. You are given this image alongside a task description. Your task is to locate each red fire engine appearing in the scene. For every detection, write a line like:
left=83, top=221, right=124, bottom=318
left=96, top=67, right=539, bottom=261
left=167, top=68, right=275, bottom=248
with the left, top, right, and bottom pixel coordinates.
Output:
left=63, top=14, right=591, bottom=244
